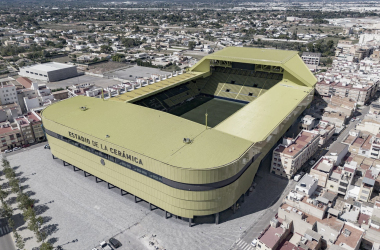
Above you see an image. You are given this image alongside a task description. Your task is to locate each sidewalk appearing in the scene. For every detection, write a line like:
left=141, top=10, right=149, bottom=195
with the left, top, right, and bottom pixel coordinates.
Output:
left=0, top=174, right=40, bottom=250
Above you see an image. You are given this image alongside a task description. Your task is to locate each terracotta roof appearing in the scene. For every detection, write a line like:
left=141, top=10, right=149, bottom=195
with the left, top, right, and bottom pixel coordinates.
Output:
left=259, top=224, right=285, bottom=249
left=275, top=131, right=318, bottom=157
left=16, top=77, right=32, bottom=89
left=335, top=224, right=363, bottom=249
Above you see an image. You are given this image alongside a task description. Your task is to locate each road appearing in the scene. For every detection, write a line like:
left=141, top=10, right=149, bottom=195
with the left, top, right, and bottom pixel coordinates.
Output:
left=2, top=141, right=48, bottom=157
left=232, top=180, right=297, bottom=250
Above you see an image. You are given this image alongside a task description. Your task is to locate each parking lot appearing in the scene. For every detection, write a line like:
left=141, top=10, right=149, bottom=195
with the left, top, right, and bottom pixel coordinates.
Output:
left=44, top=75, right=121, bottom=90
left=4, top=145, right=290, bottom=250
left=103, top=66, right=170, bottom=81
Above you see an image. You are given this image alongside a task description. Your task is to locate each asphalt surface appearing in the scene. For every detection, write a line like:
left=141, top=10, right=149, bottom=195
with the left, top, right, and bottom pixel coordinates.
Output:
left=0, top=142, right=48, bottom=250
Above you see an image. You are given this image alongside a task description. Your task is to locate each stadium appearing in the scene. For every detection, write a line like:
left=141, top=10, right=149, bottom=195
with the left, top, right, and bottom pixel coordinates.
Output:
left=41, top=47, right=317, bottom=224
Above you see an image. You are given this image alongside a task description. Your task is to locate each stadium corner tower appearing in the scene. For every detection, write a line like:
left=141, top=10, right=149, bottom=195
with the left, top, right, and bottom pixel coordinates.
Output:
left=42, top=47, right=317, bottom=223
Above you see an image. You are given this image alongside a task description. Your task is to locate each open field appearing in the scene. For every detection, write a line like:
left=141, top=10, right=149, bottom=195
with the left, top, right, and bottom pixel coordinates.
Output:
left=170, top=96, right=245, bottom=127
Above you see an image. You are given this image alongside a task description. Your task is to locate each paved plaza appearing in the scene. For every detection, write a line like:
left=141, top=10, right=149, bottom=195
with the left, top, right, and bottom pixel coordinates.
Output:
left=103, top=66, right=170, bottom=81
left=4, top=146, right=290, bottom=250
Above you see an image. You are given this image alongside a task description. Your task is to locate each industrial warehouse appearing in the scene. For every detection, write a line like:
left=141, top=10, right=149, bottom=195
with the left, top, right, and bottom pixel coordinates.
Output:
left=41, top=47, right=317, bottom=225
left=19, top=62, right=78, bottom=82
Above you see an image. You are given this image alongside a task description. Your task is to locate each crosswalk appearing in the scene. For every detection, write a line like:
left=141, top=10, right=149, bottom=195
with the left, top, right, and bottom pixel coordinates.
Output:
left=0, top=225, right=10, bottom=236
left=236, top=239, right=255, bottom=250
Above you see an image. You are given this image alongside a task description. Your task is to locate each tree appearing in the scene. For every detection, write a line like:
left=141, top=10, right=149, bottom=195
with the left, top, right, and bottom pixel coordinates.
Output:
left=9, top=178, right=20, bottom=193
left=17, top=193, right=34, bottom=211
left=327, top=40, right=334, bottom=49
left=40, top=242, right=53, bottom=250
left=22, top=207, right=36, bottom=222
left=100, top=45, right=113, bottom=54
left=1, top=202, right=13, bottom=219
left=14, top=231, right=25, bottom=250
left=8, top=217, right=15, bottom=232
left=0, top=186, right=8, bottom=203
left=188, top=41, right=196, bottom=50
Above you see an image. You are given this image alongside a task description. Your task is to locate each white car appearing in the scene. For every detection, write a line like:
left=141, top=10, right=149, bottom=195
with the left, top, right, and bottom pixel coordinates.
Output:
left=13, top=147, right=21, bottom=151
left=251, top=238, right=257, bottom=247
left=100, top=241, right=113, bottom=250
left=4, top=149, right=12, bottom=153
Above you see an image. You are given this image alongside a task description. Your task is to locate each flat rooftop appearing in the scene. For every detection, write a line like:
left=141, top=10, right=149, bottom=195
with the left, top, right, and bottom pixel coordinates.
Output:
left=22, top=62, right=76, bottom=72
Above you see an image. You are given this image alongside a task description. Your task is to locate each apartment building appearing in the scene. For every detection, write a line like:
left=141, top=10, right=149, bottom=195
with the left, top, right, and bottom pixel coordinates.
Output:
left=310, top=157, right=334, bottom=187
left=0, top=121, right=23, bottom=151
left=0, top=80, right=18, bottom=105
left=271, top=130, right=320, bottom=179
left=315, top=120, right=335, bottom=146
left=24, top=112, right=45, bottom=142
left=321, top=111, right=347, bottom=130
left=301, top=115, right=317, bottom=130
left=358, top=169, right=376, bottom=203
left=326, top=162, right=357, bottom=196
left=256, top=218, right=291, bottom=250
left=15, top=116, right=34, bottom=144
left=295, top=174, right=318, bottom=196
left=301, top=52, right=321, bottom=66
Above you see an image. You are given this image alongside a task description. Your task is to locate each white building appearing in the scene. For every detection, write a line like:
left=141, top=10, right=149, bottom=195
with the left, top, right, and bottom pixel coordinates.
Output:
left=0, top=80, right=18, bottom=105
left=296, top=174, right=318, bottom=196
left=19, top=62, right=78, bottom=82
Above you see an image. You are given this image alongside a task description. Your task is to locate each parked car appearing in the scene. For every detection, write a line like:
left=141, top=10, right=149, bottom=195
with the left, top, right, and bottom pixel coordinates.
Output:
left=22, top=144, right=30, bottom=148
left=294, top=174, right=301, bottom=182
left=109, top=238, right=122, bottom=248
left=294, top=171, right=305, bottom=182
left=309, top=160, right=315, bottom=166
left=251, top=238, right=257, bottom=247
left=13, top=147, right=21, bottom=151
left=44, top=144, right=50, bottom=149
left=100, top=241, right=113, bottom=250
left=4, top=149, right=12, bottom=153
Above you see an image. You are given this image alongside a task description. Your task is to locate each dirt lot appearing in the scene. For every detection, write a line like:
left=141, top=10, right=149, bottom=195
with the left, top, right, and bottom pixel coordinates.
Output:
left=85, top=61, right=131, bottom=74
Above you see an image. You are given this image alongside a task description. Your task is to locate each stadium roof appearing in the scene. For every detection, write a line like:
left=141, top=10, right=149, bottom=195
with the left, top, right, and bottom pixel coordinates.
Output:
left=215, top=80, right=311, bottom=142
left=42, top=96, right=253, bottom=170
left=112, top=71, right=207, bottom=103
left=206, top=47, right=298, bottom=64
left=191, top=47, right=317, bottom=88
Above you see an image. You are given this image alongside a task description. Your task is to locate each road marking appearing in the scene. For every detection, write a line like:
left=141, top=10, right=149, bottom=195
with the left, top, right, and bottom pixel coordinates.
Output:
left=237, top=240, right=244, bottom=247
left=243, top=244, right=251, bottom=250
left=240, top=242, right=247, bottom=249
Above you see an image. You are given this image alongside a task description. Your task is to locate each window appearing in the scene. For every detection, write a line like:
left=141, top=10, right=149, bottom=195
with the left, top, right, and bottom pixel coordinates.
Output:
left=26, top=71, right=29, bottom=73
left=248, top=92, right=253, bottom=96
left=226, top=89, right=230, bottom=92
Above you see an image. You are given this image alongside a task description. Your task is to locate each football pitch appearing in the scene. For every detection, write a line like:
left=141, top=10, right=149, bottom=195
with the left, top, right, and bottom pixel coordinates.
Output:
left=169, top=96, right=246, bottom=127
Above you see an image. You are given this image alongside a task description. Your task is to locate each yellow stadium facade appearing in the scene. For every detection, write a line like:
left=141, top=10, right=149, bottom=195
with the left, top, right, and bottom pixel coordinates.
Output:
left=42, top=47, right=317, bottom=225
